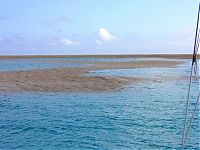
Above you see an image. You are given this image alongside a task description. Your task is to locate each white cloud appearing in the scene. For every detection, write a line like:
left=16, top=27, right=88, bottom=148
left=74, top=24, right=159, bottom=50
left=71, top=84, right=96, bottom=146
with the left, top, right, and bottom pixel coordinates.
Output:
left=59, top=38, right=81, bottom=46
left=98, top=28, right=119, bottom=42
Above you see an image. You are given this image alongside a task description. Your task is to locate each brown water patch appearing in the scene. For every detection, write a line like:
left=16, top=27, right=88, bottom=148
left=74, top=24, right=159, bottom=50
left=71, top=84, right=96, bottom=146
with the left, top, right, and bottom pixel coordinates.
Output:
left=0, top=54, right=199, bottom=60
left=0, top=68, right=142, bottom=92
left=0, top=60, right=187, bottom=93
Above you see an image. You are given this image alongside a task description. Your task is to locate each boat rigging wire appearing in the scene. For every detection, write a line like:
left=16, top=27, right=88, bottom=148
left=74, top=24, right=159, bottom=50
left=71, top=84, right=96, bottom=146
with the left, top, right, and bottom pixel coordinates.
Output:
left=181, top=2, right=200, bottom=149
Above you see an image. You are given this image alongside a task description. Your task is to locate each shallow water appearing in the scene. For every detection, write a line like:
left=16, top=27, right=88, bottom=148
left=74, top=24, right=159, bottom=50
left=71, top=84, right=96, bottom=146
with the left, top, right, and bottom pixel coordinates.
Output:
left=0, top=57, right=187, bottom=72
left=0, top=59, right=84, bottom=72
left=0, top=58, right=199, bottom=150
left=88, top=59, right=191, bottom=77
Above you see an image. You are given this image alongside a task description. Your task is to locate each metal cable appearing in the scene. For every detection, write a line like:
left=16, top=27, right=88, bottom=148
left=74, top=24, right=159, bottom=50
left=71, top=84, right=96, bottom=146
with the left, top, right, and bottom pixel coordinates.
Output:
left=182, top=93, right=200, bottom=148
left=181, top=2, right=200, bottom=149
left=181, top=64, right=194, bottom=149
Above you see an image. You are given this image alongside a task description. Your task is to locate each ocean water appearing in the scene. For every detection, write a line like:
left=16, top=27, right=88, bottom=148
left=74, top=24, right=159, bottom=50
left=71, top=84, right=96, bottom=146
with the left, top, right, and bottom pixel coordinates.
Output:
left=88, top=60, right=191, bottom=78
left=0, top=59, right=84, bottom=72
left=0, top=57, right=160, bottom=72
left=0, top=58, right=199, bottom=150
left=0, top=57, right=181, bottom=72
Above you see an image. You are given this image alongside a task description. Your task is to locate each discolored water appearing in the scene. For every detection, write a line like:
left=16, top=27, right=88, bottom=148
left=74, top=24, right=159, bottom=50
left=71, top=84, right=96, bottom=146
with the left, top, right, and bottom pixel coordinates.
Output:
left=0, top=58, right=199, bottom=150
left=88, top=60, right=191, bottom=77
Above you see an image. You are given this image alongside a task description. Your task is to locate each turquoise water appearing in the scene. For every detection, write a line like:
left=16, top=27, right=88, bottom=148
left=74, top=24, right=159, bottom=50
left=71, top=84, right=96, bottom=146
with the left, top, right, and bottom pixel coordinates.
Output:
left=0, top=58, right=199, bottom=149
left=88, top=60, right=190, bottom=78
left=0, top=57, right=160, bottom=72
left=0, top=57, right=184, bottom=72
left=0, top=59, right=84, bottom=72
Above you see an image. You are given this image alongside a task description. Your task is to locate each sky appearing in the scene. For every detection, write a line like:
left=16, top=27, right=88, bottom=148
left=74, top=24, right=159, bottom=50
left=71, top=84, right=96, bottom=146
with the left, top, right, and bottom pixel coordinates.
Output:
left=0, top=0, right=199, bottom=55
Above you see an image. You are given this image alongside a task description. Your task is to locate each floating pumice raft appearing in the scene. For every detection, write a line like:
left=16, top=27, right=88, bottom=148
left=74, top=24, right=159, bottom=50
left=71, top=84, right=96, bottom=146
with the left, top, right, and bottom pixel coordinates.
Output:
left=0, top=57, right=186, bottom=93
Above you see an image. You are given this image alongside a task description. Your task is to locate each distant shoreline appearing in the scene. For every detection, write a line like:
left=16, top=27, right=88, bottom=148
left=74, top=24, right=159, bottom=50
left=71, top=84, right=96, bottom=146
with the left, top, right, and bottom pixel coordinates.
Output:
left=0, top=54, right=199, bottom=59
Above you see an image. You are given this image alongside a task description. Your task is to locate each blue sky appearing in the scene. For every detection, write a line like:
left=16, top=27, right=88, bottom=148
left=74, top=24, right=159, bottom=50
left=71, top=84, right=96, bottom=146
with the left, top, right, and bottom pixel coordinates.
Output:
left=0, top=0, right=199, bottom=55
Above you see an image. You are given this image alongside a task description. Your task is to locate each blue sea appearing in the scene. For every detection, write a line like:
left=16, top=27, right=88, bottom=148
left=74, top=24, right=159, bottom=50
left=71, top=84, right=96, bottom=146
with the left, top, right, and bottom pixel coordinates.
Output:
left=0, top=57, right=199, bottom=150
